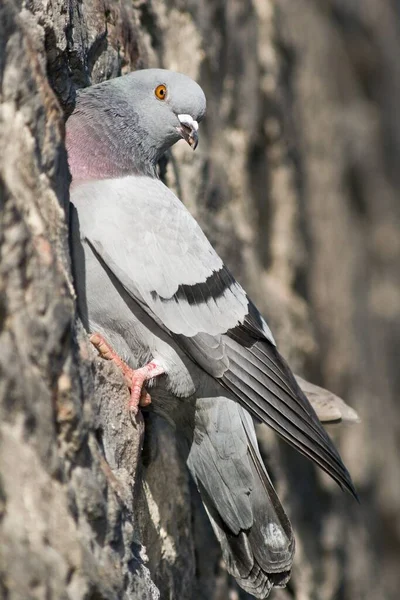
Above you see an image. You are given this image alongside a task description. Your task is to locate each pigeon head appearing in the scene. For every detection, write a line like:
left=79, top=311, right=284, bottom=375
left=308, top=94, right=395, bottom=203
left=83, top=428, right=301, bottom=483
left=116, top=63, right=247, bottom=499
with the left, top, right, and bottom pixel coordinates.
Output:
left=66, top=69, right=206, bottom=182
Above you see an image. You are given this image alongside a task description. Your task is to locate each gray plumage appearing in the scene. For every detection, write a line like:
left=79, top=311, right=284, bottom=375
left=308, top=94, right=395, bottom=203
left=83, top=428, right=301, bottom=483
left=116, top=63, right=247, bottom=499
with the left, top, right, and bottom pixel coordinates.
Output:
left=70, top=206, right=293, bottom=596
left=68, top=69, right=356, bottom=598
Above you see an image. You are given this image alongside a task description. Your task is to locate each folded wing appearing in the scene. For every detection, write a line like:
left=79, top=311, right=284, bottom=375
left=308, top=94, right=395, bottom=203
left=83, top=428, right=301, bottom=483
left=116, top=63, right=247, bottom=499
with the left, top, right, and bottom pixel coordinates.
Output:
left=71, top=176, right=356, bottom=497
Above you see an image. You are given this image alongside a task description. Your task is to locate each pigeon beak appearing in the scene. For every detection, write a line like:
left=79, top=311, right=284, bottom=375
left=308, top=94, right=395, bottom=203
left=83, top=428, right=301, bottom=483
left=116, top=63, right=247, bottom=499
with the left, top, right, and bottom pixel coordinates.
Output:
left=177, top=114, right=199, bottom=150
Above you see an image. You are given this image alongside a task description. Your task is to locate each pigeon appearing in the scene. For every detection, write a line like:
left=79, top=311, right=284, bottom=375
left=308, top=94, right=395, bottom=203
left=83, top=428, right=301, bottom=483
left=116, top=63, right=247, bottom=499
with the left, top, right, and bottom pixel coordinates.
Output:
left=67, top=69, right=356, bottom=598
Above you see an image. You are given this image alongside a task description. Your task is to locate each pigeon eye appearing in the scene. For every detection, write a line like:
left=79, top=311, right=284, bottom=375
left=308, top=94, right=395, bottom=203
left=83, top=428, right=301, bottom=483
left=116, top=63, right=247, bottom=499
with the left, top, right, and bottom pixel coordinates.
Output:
left=155, top=84, right=167, bottom=100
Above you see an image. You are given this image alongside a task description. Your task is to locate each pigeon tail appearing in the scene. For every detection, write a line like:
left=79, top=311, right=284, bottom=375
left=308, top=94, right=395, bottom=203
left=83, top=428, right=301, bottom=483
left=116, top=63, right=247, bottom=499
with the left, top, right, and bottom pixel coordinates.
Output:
left=186, top=398, right=294, bottom=598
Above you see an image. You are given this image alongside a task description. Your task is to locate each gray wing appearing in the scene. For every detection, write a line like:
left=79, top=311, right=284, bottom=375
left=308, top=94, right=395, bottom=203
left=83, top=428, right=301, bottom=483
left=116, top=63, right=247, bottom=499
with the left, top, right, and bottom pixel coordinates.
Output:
left=187, top=397, right=294, bottom=598
left=72, top=176, right=262, bottom=341
left=220, top=304, right=356, bottom=496
left=71, top=176, right=356, bottom=497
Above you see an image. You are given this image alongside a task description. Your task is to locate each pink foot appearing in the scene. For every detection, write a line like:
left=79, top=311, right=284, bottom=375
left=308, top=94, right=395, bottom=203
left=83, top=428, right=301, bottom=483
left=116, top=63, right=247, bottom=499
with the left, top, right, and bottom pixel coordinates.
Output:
left=90, top=333, right=165, bottom=414
left=128, top=361, right=165, bottom=414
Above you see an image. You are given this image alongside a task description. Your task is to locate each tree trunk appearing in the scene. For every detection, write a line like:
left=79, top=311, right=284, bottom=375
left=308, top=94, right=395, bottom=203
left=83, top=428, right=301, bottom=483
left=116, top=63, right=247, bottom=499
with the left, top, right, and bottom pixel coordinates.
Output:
left=1, top=1, right=399, bottom=599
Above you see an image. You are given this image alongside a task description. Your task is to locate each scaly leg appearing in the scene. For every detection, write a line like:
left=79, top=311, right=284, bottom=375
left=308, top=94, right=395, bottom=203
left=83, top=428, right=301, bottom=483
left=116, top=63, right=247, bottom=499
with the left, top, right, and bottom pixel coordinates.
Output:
left=90, top=333, right=165, bottom=413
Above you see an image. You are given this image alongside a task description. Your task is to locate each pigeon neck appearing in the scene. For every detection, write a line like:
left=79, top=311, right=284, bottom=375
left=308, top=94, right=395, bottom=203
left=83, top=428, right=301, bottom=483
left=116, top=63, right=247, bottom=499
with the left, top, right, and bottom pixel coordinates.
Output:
left=66, top=109, right=158, bottom=182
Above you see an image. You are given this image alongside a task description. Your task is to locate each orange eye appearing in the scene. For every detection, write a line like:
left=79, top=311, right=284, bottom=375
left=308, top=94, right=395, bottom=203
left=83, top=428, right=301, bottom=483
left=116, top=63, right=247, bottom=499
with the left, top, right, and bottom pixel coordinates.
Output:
left=155, top=84, right=167, bottom=100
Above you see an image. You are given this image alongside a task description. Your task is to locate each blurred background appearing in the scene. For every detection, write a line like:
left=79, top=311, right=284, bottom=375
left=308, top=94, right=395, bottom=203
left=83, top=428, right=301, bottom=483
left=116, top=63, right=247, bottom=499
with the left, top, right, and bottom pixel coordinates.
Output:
left=1, top=0, right=400, bottom=599
left=157, top=2, right=400, bottom=597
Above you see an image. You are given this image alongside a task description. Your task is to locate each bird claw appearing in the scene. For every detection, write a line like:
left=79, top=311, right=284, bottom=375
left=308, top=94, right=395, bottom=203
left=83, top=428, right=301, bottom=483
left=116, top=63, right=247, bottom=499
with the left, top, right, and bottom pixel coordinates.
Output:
left=129, top=389, right=152, bottom=429
left=127, top=361, right=165, bottom=413
left=90, top=333, right=164, bottom=416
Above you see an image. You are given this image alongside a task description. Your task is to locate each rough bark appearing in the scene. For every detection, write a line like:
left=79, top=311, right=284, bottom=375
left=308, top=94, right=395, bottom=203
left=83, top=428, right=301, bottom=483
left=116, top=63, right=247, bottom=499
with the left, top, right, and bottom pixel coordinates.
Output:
left=1, top=1, right=399, bottom=599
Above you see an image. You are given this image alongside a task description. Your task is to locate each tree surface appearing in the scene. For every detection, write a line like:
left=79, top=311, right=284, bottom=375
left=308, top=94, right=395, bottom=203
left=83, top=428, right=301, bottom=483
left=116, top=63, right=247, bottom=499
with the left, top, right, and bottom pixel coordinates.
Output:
left=1, top=1, right=399, bottom=599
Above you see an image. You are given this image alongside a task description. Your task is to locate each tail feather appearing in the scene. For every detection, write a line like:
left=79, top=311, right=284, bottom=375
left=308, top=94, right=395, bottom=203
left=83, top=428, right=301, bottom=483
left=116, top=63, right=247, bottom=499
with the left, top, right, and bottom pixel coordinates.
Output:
left=187, top=397, right=294, bottom=599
